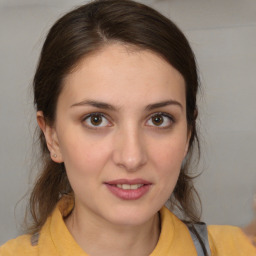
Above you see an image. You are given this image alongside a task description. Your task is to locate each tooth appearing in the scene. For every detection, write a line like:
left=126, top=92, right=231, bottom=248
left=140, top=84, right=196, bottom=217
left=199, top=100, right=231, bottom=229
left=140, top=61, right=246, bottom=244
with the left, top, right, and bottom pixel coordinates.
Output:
left=122, top=184, right=131, bottom=190
left=115, top=184, right=145, bottom=190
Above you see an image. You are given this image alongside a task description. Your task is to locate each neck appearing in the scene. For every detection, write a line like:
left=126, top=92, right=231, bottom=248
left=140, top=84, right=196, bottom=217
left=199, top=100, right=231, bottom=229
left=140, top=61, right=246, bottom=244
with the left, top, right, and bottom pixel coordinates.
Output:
left=65, top=206, right=160, bottom=256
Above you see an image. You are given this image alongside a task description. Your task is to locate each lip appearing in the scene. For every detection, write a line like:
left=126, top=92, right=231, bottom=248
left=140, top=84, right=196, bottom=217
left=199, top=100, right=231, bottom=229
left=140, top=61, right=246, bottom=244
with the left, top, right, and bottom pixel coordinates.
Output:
left=104, top=179, right=152, bottom=200
left=105, top=178, right=152, bottom=185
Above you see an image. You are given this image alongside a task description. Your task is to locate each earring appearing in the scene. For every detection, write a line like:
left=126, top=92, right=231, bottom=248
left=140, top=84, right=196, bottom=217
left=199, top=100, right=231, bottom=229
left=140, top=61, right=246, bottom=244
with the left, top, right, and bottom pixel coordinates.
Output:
left=52, top=153, right=57, bottom=158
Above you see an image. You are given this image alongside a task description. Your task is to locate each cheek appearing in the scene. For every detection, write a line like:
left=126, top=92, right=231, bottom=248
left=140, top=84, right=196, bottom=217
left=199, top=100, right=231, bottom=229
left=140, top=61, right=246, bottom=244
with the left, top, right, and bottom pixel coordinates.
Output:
left=58, top=132, right=111, bottom=178
left=150, top=135, right=188, bottom=185
left=153, top=138, right=187, bottom=168
left=146, top=136, right=187, bottom=206
left=59, top=135, right=112, bottom=197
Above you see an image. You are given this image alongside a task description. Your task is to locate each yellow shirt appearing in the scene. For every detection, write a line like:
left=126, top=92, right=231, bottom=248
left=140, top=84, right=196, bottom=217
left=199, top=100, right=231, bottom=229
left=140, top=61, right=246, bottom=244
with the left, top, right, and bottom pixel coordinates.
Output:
left=1, top=196, right=255, bottom=256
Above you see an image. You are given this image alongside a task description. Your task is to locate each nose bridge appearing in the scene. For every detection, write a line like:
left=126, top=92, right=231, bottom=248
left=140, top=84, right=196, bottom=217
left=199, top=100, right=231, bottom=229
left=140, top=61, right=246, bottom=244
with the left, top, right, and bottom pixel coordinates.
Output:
left=112, top=123, right=147, bottom=171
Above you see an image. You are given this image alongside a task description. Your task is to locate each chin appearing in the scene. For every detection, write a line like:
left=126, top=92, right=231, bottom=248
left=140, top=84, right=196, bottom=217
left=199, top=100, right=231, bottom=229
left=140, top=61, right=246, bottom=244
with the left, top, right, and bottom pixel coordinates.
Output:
left=102, top=205, right=158, bottom=227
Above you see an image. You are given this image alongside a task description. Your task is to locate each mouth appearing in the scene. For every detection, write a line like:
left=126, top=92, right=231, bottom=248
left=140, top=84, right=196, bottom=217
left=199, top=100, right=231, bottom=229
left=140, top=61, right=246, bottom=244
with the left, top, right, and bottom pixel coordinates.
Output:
left=104, top=179, right=152, bottom=200
left=115, top=184, right=144, bottom=190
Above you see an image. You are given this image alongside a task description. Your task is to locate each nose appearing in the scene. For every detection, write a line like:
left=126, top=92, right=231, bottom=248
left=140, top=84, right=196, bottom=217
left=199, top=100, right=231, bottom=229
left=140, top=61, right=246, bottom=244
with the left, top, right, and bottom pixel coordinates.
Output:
left=112, top=126, right=147, bottom=172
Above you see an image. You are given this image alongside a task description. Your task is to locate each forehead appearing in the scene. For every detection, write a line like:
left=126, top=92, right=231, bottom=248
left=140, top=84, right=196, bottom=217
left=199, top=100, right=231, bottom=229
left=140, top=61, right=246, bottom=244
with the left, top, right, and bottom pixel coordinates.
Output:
left=59, top=43, right=186, bottom=109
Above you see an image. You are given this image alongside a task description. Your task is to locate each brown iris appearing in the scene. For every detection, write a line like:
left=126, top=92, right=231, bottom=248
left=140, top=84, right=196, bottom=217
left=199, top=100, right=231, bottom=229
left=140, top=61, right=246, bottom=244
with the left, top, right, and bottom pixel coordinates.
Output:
left=152, top=114, right=164, bottom=126
left=90, top=114, right=102, bottom=126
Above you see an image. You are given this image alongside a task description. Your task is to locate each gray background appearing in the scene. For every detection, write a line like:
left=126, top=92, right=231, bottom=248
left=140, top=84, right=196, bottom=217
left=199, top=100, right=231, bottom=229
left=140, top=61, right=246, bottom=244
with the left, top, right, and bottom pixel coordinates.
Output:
left=0, top=0, right=255, bottom=245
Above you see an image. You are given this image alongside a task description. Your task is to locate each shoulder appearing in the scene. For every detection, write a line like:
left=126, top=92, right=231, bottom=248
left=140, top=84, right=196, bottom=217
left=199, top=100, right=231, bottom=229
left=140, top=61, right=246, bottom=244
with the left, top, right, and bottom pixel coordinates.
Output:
left=208, top=225, right=256, bottom=255
left=0, top=234, right=37, bottom=256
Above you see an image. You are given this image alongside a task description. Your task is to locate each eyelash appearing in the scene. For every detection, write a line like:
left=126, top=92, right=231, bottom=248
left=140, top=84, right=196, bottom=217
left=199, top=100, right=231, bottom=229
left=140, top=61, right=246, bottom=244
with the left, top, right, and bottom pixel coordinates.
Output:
left=146, top=112, right=175, bottom=129
left=82, top=112, right=112, bottom=129
left=82, top=112, right=175, bottom=129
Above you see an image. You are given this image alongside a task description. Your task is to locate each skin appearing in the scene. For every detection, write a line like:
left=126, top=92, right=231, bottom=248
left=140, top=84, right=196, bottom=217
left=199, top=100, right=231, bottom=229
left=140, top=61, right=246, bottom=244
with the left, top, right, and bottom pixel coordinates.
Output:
left=37, top=43, right=190, bottom=256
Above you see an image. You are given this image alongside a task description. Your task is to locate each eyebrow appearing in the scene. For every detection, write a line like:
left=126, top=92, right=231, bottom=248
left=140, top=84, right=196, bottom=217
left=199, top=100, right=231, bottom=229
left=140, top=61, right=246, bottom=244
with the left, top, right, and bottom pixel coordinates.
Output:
left=70, top=99, right=183, bottom=111
left=70, top=100, right=117, bottom=111
left=145, top=100, right=183, bottom=111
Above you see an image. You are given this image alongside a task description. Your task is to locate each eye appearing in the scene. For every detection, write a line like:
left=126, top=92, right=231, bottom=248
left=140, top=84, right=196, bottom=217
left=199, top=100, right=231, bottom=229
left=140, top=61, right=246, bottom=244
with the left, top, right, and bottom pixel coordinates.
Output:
left=83, top=113, right=111, bottom=128
left=146, top=113, right=174, bottom=128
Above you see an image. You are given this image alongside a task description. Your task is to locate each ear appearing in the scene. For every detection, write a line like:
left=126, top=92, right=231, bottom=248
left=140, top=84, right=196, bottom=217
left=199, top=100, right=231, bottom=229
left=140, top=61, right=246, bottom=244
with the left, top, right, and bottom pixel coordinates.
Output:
left=37, top=111, right=63, bottom=163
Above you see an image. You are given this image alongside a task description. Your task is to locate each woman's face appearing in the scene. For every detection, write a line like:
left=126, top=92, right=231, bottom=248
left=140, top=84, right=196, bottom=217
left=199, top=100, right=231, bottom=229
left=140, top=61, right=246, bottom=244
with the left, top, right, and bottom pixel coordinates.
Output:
left=44, top=44, right=190, bottom=226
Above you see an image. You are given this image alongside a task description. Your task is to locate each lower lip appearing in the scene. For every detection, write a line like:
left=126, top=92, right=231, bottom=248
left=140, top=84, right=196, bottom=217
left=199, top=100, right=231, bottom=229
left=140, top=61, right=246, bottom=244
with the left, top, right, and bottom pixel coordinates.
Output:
left=105, top=184, right=151, bottom=200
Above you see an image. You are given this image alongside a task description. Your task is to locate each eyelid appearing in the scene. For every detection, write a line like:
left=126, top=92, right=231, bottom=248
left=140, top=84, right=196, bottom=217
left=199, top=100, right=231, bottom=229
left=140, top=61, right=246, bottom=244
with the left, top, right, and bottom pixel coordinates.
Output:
left=146, top=112, right=175, bottom=128
left=81, top=111, right=175, bottom=130
left=82, top=112, right=113, bottom=129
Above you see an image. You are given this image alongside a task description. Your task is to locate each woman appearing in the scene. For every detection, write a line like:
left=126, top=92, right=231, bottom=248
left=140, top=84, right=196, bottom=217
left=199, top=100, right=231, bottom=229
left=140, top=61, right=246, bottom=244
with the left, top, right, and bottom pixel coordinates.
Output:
left=0, top=0, right=255, bottom=255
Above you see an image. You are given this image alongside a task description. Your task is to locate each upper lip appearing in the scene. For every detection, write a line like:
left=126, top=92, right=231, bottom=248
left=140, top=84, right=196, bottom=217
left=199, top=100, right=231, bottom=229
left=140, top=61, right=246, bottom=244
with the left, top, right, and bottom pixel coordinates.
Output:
left=105, top=179, right=152, bottom=185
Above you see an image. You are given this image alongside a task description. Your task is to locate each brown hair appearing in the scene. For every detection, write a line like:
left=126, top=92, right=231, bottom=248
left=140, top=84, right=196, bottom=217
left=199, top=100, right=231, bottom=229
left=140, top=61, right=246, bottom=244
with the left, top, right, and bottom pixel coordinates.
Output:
left=30, top=0, right=201, bottom=233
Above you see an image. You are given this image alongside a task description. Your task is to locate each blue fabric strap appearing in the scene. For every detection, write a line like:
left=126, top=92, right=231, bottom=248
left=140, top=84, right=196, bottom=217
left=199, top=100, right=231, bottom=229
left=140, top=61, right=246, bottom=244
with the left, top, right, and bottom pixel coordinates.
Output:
left=30, top=232, right=40, bottom=246
left=187, top=222, right=211, bottom=256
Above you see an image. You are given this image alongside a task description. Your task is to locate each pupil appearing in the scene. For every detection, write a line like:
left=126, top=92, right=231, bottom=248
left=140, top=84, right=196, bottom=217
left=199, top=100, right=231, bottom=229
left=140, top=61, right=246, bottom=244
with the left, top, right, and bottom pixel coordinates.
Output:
left=153, top=115, right=163, bottom=125
left=91, top=115, right=102, bottom=126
